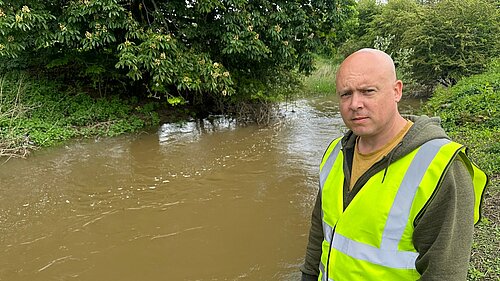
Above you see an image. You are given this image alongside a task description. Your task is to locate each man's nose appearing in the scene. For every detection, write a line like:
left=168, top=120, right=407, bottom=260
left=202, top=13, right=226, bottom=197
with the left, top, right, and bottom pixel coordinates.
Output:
left=349, top=93, right=363, bottom=110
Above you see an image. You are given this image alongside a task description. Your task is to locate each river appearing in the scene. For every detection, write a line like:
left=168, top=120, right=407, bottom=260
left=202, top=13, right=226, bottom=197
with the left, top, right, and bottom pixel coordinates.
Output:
left=0, top=96, right=421, bottom=281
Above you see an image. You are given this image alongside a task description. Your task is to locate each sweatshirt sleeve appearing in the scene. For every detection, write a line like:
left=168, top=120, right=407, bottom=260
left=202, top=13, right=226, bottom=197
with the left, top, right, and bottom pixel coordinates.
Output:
left=413, top=158, right=475, bottom=280
left=300, top=189, right=324, bottom=278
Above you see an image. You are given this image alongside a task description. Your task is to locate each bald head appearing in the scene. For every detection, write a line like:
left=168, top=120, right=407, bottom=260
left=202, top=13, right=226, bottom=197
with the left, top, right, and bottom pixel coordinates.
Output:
left=336, top=48, right=397, bottom=86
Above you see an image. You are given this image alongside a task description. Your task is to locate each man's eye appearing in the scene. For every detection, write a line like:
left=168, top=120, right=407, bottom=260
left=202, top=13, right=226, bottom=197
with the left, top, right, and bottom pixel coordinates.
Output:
left=360, top=89, right=375, bottom=95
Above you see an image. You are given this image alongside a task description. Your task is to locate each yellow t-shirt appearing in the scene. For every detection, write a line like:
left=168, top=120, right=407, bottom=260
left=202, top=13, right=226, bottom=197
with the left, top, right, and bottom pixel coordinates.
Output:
left=349, top=120, right=414, bottom=190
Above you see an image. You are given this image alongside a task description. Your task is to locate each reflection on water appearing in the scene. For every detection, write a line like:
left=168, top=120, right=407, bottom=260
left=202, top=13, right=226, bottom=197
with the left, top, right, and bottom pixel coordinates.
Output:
left=0, top=96, right=420, bottom=280
left=158, top=116, right=237, bottom=145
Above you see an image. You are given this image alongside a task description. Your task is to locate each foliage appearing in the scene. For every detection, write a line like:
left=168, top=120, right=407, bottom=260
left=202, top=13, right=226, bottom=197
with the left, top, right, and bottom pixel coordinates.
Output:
left=421, top=59, right=500, bottom=133
left=0, top=75, right=35, bottom=157
left=336, top=0, right=382, bottom=58
left=0, top=0, right=357, bottom=110
left=225, top=66, right=303, bottom=124
left=338, top=0, right=420, bottom=57
left=419, top=59, right=500, bottom=281
left=339, top=0, right=500, bottom=92
left=468, top=194, right=500, bottom=281
left=0, top=74, right=158, bottom=157
left=405, top=0, right=500, bottom=86
left=301, top=56, right=338, bottom=96
left=370, top=0, right=422, bottom=52
left=420, top=60, right=500, bottom=239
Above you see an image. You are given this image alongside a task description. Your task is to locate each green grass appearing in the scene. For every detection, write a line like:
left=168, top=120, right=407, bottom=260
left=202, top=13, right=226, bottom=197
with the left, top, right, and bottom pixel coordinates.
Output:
left=0, top=73, right=161, bottom=158
left=301, top=56, right=338, bottom=96
left=468, top=179, right=500, bottom=281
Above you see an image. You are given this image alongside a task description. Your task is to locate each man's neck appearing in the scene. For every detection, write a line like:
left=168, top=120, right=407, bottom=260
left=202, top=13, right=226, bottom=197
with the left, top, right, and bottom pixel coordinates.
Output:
left=357, top=116, right=408, bottom=154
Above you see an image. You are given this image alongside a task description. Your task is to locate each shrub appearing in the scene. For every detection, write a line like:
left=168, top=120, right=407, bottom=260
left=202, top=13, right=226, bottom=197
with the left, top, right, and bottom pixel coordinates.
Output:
left=0, top=73, right=160, bottom=156
left=421, top=59, right=500, bottom=175
left=422, top=62, right=500, bottom=130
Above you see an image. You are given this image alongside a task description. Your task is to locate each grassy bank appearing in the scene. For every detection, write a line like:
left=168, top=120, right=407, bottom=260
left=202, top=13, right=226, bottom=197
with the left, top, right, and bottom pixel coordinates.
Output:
left=421, top=60, right=500, bottom=280
left=0, top=73, right=163, bottom=160
left=301, top=56, right=339, bottom=96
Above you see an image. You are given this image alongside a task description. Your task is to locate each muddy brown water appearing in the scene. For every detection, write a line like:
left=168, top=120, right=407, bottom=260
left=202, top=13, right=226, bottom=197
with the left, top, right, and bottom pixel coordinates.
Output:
left=0, top=97, right=421, bottom=281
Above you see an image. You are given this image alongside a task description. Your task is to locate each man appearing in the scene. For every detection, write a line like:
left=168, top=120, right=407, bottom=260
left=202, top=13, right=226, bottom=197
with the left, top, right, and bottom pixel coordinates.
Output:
left=300, top=49, right=488, bottom=280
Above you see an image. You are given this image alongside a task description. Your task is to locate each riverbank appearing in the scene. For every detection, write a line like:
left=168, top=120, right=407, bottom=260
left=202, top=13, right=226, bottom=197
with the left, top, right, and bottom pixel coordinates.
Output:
left=0, top=73, right=178, bottom=160
left=0, top=73, right=282, bottom=160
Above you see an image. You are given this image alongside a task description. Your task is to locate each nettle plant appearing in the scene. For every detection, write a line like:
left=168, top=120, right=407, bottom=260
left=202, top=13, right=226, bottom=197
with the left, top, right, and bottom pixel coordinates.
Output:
left=0, top=0, right=356, bottom=106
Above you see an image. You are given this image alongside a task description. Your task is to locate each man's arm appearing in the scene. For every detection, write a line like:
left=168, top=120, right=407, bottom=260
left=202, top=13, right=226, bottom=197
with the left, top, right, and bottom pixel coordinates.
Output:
left=413, top=159, right=475, bottom=280
left=300, top=190, right=324, bottom=280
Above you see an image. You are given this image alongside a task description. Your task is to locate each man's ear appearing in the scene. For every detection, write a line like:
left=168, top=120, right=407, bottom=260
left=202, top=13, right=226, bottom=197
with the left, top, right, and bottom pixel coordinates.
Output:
left=394, top=80, right=403, bottom=102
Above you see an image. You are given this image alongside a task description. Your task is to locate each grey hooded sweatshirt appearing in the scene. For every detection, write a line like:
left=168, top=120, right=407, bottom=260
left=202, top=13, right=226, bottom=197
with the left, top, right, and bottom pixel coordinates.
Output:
left=300, top=115, right=477, bottom=281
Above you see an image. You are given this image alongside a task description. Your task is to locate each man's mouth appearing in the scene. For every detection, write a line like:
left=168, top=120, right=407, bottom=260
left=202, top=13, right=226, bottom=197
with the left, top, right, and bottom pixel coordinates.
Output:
left=352, top=116, right=368, bottom=121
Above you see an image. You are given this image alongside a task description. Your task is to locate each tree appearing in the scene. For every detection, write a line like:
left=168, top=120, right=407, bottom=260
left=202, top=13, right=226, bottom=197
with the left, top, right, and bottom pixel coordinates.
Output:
left=0, top=0, right=357, bottom=110
left=337, top=0, right=383, bottom=58
left=369, top=0, right=421, bottom=53
left=342, top=0, right=500, bottom=91
left=405, top=0, right=500, bottom=86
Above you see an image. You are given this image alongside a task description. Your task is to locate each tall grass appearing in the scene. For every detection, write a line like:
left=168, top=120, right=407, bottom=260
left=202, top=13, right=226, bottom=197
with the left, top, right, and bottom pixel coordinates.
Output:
left=0, top=76, right=35, bottom=160
left=301, top=56, right=338, bottom=96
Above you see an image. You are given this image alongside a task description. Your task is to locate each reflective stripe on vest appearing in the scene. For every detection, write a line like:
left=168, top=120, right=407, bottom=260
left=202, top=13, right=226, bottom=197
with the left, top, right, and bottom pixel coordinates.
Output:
left=319, top=138, right=450, bottom=274
left=319, top=262, right=335, bottom=281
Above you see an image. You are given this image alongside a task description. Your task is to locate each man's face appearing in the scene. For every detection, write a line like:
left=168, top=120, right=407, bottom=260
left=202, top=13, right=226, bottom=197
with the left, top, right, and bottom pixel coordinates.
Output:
left=336, top=54, right=402, bottom=139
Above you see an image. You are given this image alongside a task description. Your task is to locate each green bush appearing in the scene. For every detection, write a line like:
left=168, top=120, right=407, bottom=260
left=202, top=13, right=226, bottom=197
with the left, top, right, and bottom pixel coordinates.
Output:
left=422, top=62, right=500, bottom=131
left=404, top=0, right=500, bottom=86
left=421, top=59, right=500, bottom=175
left=448, top=128, right=500, bottom=176
left=342, top=0, right=500, bottom=90
left=0, top=74, right=160, bottom=153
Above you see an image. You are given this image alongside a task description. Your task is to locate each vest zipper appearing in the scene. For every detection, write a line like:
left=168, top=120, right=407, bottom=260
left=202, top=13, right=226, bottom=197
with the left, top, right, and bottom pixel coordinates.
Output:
left=326, top=225, right=336, bottom=280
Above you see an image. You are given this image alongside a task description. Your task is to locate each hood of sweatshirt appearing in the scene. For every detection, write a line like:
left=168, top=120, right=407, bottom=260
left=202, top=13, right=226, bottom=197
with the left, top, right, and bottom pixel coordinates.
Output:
left=339, top=115, right=451, bottom=188
left=342, top=115, right=450, bottom=162
left=397, top=115, right=450, bottom=160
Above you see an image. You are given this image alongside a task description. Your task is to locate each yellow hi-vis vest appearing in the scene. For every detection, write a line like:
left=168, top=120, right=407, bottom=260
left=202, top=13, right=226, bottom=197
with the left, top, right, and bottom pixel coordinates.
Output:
left=318, top=138, right=487, bottom=281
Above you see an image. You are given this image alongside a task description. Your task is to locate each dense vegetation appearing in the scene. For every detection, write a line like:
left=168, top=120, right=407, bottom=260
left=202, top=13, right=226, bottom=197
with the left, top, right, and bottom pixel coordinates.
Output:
left=0, top=0, right=356, bottom=110
left=0, top=0, right=358, bottom=159
left=0, top=73, right=160, bottom=157
left=338, top=0, right=500, bottom=94
left=420, top=59, right=499, bottom=280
